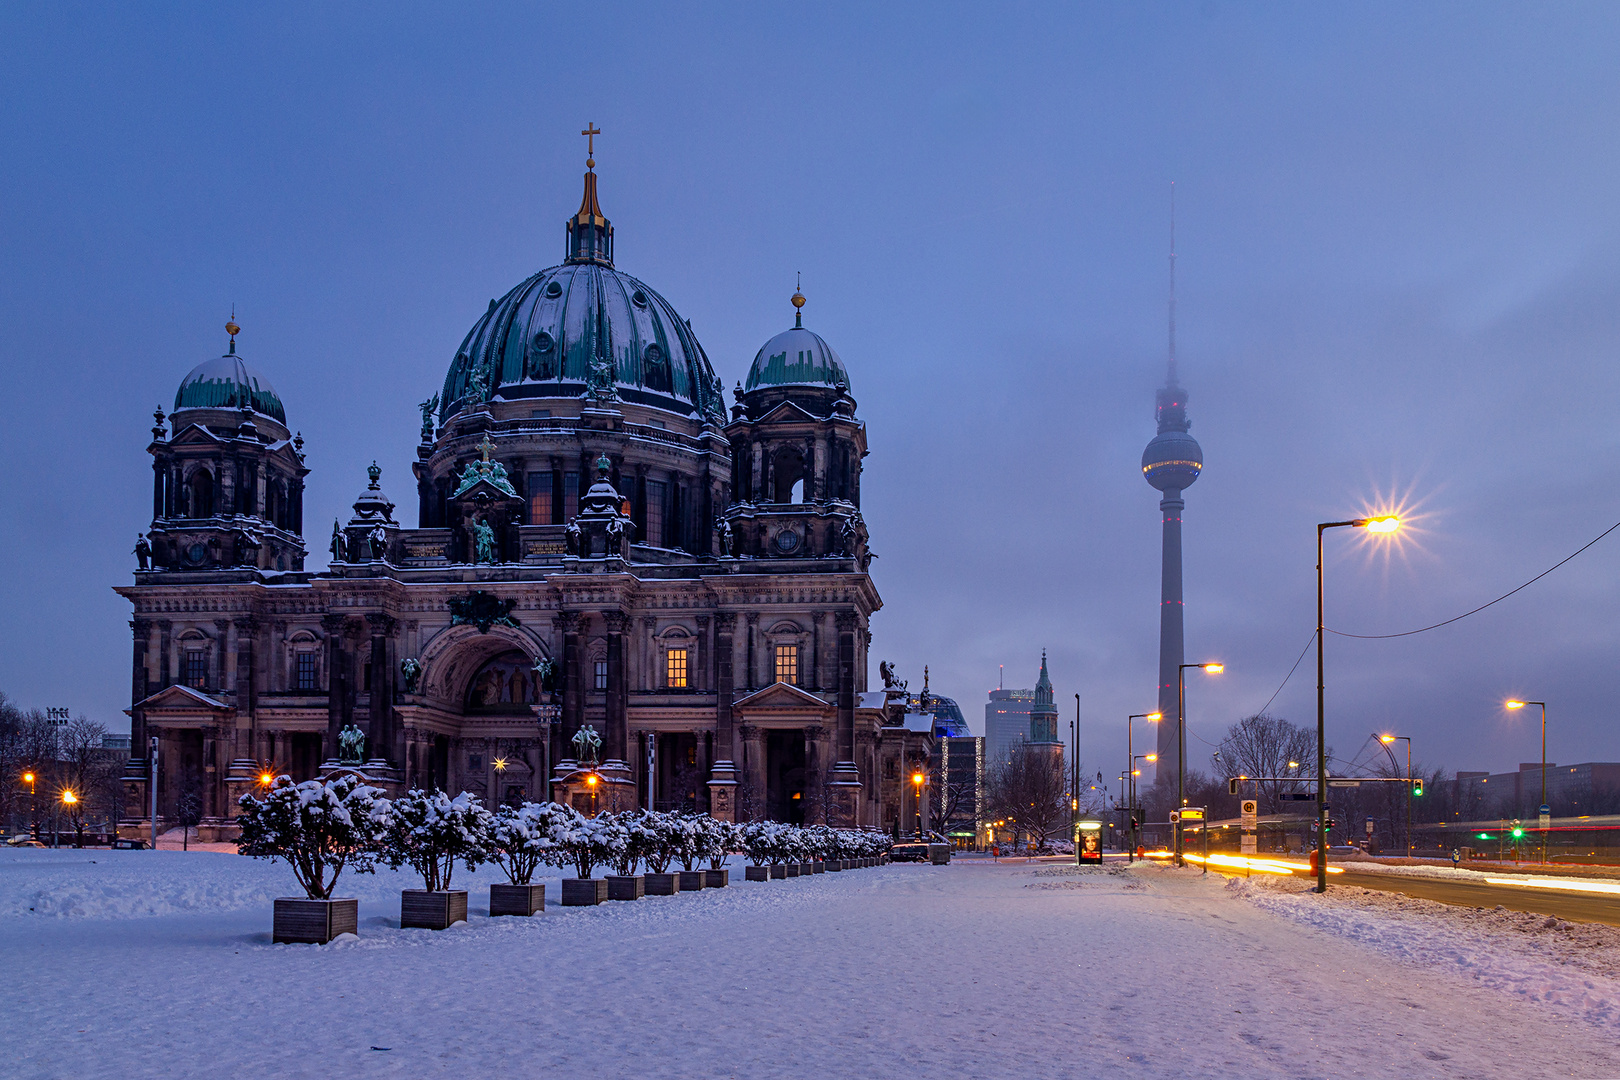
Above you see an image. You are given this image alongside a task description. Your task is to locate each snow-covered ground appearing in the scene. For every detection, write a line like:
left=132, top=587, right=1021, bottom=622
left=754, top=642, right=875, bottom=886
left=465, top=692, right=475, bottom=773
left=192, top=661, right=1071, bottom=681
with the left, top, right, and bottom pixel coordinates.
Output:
left=4, top=849, right=1619, bottom=1079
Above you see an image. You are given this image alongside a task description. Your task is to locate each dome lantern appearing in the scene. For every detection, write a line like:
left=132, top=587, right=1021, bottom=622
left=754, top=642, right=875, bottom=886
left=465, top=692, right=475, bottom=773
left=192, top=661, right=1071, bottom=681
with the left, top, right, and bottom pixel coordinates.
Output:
left=565, top=123, right=613, bottom=267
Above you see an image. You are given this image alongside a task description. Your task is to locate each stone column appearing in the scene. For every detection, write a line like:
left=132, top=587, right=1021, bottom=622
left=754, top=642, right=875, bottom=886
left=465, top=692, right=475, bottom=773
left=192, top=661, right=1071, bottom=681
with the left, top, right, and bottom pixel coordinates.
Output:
left=366, top=613, right=396, bottom=766
left=322, top=613, right=347, bottom=761
left=641, top=616, right=657, bottom=691
left=739, top=722, right=767, bottom=822
left=809, top=610, right=824, bottom=690
left=602, top=611, right=629, bottom=763
left=694, top=615, right=709, bottom=692
left=804, top=724, right=826, bottom=824
left=130, top=619, right=151, bottom=739
left=746, top=613, right=759, bottom=689
left=829, top=611, right=862, bottom=823
left=708, top=612, right=738, bottom=820
left=557, top=611, right=583, bottom=759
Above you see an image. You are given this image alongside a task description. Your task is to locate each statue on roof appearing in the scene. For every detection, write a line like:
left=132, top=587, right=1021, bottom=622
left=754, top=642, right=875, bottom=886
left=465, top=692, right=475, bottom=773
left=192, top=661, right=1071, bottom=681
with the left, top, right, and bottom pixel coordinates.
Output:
left=134, top=534, right=151, bottom=571
left=587, top=353, right=617, bottom=402
left=338, top=723, right=366, bottom=764
left=418, top=394, right=438, bottom=443
left=473, top=518, right=497, bottom=564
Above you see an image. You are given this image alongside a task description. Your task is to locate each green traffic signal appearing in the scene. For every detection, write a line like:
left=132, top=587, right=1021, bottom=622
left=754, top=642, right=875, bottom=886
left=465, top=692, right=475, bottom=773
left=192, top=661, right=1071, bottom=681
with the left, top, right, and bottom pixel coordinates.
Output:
left=1412, top=783, right=1423, bottom=796
left=1477, top=833, right=1491, bottom=840
left=1511, top=828, right=1524, bottom=838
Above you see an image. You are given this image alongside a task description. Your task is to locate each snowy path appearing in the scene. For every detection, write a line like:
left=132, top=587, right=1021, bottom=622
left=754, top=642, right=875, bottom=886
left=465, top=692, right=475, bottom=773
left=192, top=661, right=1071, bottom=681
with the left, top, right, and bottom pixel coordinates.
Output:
left=3, top=851, right=1617, bottom=1079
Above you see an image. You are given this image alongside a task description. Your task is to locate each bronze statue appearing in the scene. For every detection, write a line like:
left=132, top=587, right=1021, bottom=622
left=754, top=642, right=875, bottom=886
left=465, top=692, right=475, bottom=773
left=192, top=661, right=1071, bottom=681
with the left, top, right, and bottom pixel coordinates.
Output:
left=473, top=518, right=496, bottom=563
left=134, top=534, right=151, bottom=571
left=329, top=521, right=346, bottom=563
left=400, top=657, right=421, bottom=693
left=338, top=723, right=366, bottom=764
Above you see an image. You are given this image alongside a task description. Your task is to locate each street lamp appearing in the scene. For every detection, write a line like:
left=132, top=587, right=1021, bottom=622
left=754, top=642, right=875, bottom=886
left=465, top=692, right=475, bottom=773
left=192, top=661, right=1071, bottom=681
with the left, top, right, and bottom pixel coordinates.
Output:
left=1176, top=663, right=1223, bottom=866
left=1377, top=734, right=1413, bottom=857
left=22, top=771, right=36, bottom=840
left=1505, top=699, right=1548, bottom=863
left=911, top=770, right=925, bottom=839
left=1317, top=514, right=1401, bottom=892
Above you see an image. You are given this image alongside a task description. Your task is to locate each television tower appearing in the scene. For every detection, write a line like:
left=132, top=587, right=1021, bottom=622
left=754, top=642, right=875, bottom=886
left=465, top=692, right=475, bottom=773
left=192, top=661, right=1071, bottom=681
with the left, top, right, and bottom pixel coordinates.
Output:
left=1141, top=184, right=1203, bottom=784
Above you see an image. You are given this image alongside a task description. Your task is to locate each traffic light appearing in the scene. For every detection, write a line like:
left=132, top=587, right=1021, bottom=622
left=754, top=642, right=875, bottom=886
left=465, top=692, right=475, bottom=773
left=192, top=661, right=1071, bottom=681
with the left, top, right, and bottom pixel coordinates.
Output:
left=1412, top=782, right=1424, bottom=797
left=1477, top=833, right=1492, bottom=841
left=1511, top=827, right=1524, bottom=839
left=1229, top=778, right=1239, bottom=796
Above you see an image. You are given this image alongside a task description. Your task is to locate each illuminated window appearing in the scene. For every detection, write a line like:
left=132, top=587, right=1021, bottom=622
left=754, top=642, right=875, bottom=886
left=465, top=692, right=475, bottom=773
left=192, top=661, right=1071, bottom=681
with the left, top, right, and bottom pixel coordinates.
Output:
left=526, top=471, right=553, bottom=525
left=295, top=652, right=317, bottom=691
left=666, top=648, right=688, bottom=689
left=183, top=650, right=207, bottom=690
left=774, top=644, right=799, bottom=685
left=593, top=661, right=608, bottom=691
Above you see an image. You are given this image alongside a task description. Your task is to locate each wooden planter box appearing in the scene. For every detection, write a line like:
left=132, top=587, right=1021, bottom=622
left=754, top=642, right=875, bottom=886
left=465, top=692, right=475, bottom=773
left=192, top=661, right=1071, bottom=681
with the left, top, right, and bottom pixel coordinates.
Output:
left=490, top=882, right=545, bottom=916
left=745, top=866, right=770, bottom=882
left=812, top=861, right=826, bottom=874
left=562, top=878, right=608, bottom=906
left=645, top=872, right=681, bottom=896
left=401, top=889, right=468, bottom=930
left=678, top=871, right=706, bottom=892
left=799, top=862, right=816, bottom=876
left=704, top=869, right=729, bottom=888
left=826, top=859, right=842, bottom=871
left=273, top=897, right=358, bottom=944
left=769, top=864, right=787, bottom=879
left=785, top=863, right=801, bottom=878
left=607, top=875, right=645, bottom=901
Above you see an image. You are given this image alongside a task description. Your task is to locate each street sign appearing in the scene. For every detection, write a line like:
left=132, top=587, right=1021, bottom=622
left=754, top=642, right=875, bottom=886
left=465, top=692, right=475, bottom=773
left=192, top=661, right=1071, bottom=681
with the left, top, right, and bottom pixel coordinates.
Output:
left=1327, top=780, right=1362, bottom=788
left=1279, top=792, right=1314, bottom=801
left=1539, top=805, right=1551, bottom=833
left=1240, top=835, right=1257, bottom=854
left=1240, top=800, right=1258, bottom=828
left=1179, top=807, right=1205, bottom=821
left=1365, top=817, right=1375, bottom=837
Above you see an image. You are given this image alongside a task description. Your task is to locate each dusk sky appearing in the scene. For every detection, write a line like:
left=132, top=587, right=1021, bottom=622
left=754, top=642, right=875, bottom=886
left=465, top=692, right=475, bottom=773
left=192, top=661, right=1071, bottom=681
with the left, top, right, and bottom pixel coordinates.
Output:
left=5, top=4, right=1620, bottom=780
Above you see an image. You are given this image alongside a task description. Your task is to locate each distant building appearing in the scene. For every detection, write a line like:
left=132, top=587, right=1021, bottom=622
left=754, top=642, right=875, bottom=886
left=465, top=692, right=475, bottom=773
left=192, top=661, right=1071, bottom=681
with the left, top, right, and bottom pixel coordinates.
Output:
left=984, top=689, right=1034, bottom=768
left=1451, top=762, right=1620, bottom=818
left=1027, top=652, right=1062, bottom=758
left=101, top=734, right=131, bottom=751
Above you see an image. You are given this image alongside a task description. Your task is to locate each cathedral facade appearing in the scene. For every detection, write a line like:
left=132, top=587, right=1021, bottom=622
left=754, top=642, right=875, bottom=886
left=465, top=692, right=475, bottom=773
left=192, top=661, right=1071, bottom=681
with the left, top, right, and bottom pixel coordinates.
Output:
left=117, top=152, right=916, bottom=836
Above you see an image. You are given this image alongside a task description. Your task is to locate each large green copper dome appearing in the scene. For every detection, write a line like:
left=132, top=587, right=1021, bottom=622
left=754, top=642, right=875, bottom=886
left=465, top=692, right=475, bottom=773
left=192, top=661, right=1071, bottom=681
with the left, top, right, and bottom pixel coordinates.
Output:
left=439, top=166, right=723, bottom=422
left=174, top=353, right=286, bottom=424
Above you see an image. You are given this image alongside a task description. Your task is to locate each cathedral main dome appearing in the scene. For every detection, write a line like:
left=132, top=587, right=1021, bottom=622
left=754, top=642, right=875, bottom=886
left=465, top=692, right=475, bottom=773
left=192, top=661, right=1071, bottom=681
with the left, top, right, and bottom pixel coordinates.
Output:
left=437, top=165, right=722, bottom=423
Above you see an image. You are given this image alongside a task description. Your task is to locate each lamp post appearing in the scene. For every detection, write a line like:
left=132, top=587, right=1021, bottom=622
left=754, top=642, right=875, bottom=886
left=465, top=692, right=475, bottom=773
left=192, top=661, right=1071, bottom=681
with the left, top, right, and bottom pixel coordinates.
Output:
left=1317, top=514, right=1401, bottom=892
left=1377, top=734, right=1412, bottom=856
left=1127, top=712, right=1160, bottom=858
left=23, top=771, right=36, bottom=839
left=1176, top=662, right=1223, bottom=866
left=1505, top=700, right=1548, bottom=863
left=912, top=770, right=925, bottom=839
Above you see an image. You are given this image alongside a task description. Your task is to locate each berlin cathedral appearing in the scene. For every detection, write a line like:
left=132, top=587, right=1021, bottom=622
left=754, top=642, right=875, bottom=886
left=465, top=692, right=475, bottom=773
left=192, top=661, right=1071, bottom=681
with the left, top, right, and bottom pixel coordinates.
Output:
left=117, top=141, right=933, bottom=838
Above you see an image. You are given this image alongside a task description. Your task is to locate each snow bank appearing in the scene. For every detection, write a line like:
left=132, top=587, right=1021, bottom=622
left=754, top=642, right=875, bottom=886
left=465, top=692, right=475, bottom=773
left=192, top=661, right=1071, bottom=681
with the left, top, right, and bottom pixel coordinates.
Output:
left=1226, top=873, right=1620, bottom=1029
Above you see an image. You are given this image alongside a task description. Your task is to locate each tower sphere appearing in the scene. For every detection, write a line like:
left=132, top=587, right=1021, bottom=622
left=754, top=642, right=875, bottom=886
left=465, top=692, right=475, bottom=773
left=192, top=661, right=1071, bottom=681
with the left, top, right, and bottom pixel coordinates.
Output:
left=1141, top=429, right=1202, bottom=492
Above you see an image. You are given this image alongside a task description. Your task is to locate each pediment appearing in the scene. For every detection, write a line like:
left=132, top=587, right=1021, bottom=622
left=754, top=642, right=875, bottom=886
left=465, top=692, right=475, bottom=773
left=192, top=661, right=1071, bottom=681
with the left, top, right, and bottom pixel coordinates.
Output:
left=130, top=684, right=232, bottom=713
left=169, top=424, right=226, bottom=447
left=756, top=401, right=822, bottom=425
left=733, top=680, right=834, bottom=713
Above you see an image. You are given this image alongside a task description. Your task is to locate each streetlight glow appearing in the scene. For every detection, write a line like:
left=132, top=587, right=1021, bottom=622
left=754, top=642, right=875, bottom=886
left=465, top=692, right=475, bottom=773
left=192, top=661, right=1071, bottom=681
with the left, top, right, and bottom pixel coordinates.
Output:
left=1146, top=712, right=1162, bottom=721
left=1505, top=700, right=1527, bottom=710
left=1379, top=734, right=1396, bottom=743
left=61, top=790, right=77, bottom=806
left=1202, top=663, right=1224, bottom=674
left=1358, top=515, right=1401, bottom=533
left=258, top=772, right=274, bottom=786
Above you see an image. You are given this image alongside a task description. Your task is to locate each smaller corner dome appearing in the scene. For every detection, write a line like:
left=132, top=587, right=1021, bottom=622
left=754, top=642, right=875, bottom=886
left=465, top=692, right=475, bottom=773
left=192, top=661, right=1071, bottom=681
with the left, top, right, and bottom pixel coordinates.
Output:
left=174, top=355, right=287, bottom=424
left=746, top=327, right=849, bottom=392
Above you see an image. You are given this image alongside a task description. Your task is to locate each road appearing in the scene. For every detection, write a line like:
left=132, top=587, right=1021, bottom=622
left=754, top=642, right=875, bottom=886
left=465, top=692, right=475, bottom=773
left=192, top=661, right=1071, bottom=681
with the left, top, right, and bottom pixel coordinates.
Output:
left=1330, top=869, right=1620, bottom=927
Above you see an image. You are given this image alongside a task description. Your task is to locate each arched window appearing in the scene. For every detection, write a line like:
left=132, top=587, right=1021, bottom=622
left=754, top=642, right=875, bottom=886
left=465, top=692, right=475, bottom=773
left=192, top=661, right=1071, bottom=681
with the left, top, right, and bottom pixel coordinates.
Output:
left=772, top=447, right=805, bottom=504
left=643, top=343, right=672, bottom=393
left=189, top=469, right=214, bottom=518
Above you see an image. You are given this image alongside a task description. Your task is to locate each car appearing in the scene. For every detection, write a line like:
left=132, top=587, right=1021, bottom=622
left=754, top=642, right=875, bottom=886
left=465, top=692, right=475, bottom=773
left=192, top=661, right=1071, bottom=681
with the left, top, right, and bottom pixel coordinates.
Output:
left=110, top=838, right=148, bottom=850
left=8, top=839, right=47, bottom=848
left=890, top=841, right=929, bottom=862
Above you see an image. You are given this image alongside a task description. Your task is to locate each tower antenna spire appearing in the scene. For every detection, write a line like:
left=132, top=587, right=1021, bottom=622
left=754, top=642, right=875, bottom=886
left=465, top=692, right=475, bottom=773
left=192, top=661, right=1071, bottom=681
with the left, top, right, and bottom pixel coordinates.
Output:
left=1167, top=181, right=1178, bottom=388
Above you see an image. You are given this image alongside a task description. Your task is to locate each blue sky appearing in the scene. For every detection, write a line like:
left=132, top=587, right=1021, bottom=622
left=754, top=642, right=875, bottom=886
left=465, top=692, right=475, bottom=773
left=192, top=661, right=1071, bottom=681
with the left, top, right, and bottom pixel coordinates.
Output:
left=5, top=3, right=1620, bottom=778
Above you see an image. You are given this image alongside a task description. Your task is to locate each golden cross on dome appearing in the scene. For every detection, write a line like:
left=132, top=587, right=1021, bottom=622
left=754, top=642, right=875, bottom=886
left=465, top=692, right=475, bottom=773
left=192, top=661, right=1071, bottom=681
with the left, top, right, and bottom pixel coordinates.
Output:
left=478, top=435, right=495, bottom=462
left=582, top=122, right=601, bottom=168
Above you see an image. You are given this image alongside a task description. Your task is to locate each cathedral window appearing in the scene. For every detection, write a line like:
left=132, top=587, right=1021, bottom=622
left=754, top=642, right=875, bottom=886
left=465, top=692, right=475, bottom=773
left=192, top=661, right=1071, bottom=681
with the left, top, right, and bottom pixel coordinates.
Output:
left=645, top=480, right=666, bottom=546
left=295, top=651, right=317, bottom=691
left=666, top=648, right=688, bottom=689
left=774, top=644, right=799, bottom=686
left=188, top=469, right=213, bottom=518
left=593, top=660, right=608, bottom=691
left=526, top=471, right=553, bottom=525
left=183, top=649, right=207, bottom=690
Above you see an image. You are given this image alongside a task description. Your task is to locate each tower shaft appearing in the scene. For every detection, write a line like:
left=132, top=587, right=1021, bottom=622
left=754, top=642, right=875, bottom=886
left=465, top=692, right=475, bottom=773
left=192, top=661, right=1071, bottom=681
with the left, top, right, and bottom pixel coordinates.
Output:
left=1156, top=489, right=1185, bottom=778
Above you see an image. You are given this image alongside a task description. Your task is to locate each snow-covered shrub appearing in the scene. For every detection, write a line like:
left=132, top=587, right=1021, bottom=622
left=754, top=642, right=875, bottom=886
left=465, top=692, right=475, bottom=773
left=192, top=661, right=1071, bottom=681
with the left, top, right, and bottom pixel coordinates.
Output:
left=672, top=813, right=707, bottom=872
left=381, top=789, right=493, bottom=892
left=235, top=774, right=390, bottom=900
left=558, top=808, right=623, bottom=879
left=609, top=811, right=661, bottom=877
left=489, top=801, right=572, bottom=886
left=738, top=821, right=778, bottom=866
left=637, top=811, right=685, bottom=874
left=698, top=816, right=738, bottom=871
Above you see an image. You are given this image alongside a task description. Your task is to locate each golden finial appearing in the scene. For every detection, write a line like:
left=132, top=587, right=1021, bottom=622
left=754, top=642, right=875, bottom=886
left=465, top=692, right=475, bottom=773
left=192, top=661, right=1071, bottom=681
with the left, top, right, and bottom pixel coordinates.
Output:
left=226, top=306, right=239, bottom=353
left=791, top=272, right=805, bottom=328
left=582, top=122, right=601, bottom=170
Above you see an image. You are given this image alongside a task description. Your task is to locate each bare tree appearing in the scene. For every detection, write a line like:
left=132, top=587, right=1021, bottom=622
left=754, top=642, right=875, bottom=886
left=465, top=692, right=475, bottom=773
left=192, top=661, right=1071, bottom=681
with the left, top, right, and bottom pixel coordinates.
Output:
left=986, top=744, right=1068, bottom=851
left=176, top=787, right=204, bottom=850
left=1217, top=714, right=1317, bottom=811
left=928, top=759, right=975, bottom=838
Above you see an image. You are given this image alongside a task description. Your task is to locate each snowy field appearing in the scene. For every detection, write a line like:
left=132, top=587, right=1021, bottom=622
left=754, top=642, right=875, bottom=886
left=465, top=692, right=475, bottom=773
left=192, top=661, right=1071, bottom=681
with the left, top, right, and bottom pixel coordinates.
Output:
left=4, top=850, right=1620, bottom=1079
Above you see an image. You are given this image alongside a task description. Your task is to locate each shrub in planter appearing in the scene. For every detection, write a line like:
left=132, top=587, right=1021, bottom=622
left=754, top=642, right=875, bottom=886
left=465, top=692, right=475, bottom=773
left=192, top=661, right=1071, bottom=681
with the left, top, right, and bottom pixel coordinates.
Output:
left=701, top=817, right=736, bottom=887
left=382, top=789, right=492, bottom=929
left=670, top=813, right=707, bottom=892
left=606, top=811, right=658, bottom=899
left=236, top=774, right=389, bottom=944
left=488, top=801, right=571, bottom=916
left=557, top=808, right=624, bottom=905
